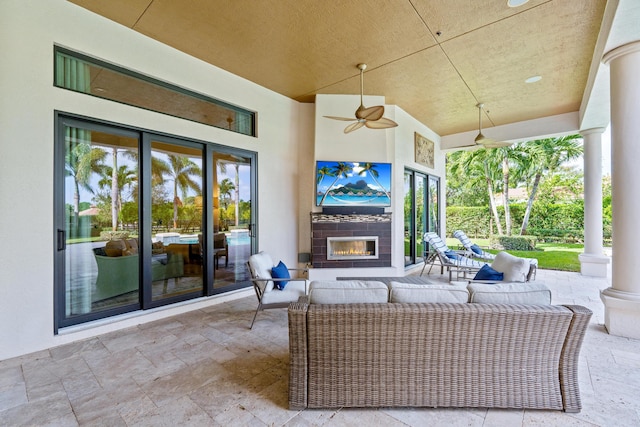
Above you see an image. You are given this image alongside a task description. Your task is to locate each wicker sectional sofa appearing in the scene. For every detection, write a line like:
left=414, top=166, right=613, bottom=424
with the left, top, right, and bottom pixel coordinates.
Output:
left=288, top=280, right=592, bottom=412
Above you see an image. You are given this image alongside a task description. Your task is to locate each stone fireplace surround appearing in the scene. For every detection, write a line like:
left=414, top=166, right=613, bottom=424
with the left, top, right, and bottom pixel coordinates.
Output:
left=311, top=212, right=392, bottom=268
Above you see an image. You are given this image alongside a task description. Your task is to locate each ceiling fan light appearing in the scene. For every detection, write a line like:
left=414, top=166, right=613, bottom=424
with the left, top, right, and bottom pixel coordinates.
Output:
left=507, top=0, right=529, bottom=7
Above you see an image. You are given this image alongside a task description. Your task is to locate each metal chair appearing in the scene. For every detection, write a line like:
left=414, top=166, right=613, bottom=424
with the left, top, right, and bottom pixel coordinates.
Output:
left=246, top=251, right=308, bottom=329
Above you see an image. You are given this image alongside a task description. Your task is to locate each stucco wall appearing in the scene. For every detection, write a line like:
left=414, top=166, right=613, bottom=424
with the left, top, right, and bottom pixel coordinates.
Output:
left=0, top=0, right=445, bottom=361
left=0, top=0, right=304, bottom=361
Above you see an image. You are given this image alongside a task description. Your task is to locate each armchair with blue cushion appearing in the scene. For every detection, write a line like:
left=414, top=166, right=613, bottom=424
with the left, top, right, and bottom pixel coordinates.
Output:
left=246, top=251, right=308, bottom=329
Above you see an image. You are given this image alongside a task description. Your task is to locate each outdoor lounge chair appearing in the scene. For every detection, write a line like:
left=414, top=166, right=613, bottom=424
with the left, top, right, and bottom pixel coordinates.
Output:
left=453, top=229, right=539, bottom=281
left=453, top=230, right=496, bottom=261
left=421, top=232, right=487, bottom=280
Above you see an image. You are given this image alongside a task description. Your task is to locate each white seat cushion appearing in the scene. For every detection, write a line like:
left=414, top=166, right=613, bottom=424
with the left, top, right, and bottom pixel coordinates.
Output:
left=491, top=251, right=530, bottom=282
left=309, top=280, right=389, bottom=304
left=467, top=282, right=551, bottom=305
left=248, top=251, right=275, bottom=292
left=389, top=282, right=469, bottom=303
left=261, top=280, right=307, bottom=304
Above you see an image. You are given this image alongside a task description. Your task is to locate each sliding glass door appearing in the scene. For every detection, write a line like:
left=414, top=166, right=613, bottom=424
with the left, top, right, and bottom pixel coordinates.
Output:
left=55, top=114, right=257, bottom=329
left=404, top=168, right=440, bottom=267
left=55, top=118, right=141, bottom=326
left=211, top=150, right=255, bottom=292
left=148, top=137, right=204, bottom=303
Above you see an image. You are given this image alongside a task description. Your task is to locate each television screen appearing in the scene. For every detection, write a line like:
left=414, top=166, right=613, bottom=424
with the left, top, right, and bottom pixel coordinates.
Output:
left=315, top=160, right=392, bottom=207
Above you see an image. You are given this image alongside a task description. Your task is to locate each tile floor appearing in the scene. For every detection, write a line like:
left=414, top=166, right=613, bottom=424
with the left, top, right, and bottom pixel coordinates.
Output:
left=1, top=267, right=639, bottom=426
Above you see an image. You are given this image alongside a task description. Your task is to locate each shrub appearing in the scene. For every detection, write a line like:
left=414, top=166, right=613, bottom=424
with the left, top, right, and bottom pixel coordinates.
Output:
left=100, top=231, right=130, bottom=241
left=526, top=228, right=583, bottom=243
left=490, top=235, right=538, bottom=251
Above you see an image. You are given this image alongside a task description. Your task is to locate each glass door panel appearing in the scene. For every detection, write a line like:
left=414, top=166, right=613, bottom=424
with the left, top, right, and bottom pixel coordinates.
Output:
left=61, top=124, right=140, bottom=320
left=415, top=174, right=427, bottom=264
left=212, top=151, right=254, bottom=290
left=404, top=171, right=413, bottom=266
left=150, top=140, right=204, bottom=301
left=428, top=176, right=440, bottom=235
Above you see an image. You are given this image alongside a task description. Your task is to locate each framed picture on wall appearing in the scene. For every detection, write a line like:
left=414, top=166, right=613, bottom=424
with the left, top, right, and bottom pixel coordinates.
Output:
left=415, top=132, right=435, bottom=169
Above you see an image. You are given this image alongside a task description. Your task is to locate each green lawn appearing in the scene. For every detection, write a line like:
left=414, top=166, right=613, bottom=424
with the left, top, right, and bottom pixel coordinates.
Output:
left=446, top=238, right=583, bottom=272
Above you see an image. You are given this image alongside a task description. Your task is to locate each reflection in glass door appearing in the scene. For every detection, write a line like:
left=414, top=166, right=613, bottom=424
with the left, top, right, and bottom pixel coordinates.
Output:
left=428, top=176, right=440, bottom=235
left=150, top=140, right=204, bottom=302
left=57, top=120, right=140, bottom=327
left=56, top=115, right=258, bottom=329
left=404, top=171, right=413, bottom=266
left=212, top=151, right=254, bottom=291
left=415, top=174, right=427, bottom=266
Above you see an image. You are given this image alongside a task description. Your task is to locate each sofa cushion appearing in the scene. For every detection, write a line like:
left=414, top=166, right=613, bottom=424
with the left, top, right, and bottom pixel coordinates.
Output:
left=105, top=239, right=126, bottom=257
left=309, top=280, right=388, bottom=304
left=473, top=264, right=504, bottom=281
left=467, top=282, right=551, bottom=305
left=271, top=260, right=290, bottom=289
left=248, top=251, right=275, bottom=292
left=389, top=282, right=469, bottom=303
left=491, top=251, right=530, bottom=282
left=261, top=281, right=306, bottom=304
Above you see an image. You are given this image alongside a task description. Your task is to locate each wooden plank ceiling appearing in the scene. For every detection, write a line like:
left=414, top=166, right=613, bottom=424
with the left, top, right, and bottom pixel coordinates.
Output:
left=68, top=0, right=606, bottom=136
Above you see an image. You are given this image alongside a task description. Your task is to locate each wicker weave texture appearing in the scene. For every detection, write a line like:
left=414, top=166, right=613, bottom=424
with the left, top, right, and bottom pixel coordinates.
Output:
left=289, top=302, right=591, bottom=411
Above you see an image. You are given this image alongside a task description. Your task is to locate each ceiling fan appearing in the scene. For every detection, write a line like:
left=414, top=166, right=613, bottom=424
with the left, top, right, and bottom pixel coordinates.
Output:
left=324, top=63, right=398, bottom=133
left=472, top=103, right=512, bottom=148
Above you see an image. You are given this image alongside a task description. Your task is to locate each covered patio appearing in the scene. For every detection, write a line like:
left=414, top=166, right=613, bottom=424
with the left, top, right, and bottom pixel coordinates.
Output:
left=2, top=264, right=638, bottom=426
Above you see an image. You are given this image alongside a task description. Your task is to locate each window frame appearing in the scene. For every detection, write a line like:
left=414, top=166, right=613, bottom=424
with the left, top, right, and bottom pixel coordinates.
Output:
left=54, top=46, right=257, bottom=137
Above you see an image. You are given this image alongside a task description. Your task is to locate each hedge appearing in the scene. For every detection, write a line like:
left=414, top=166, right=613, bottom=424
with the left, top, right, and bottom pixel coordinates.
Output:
left=446, top=201, right=586, bottom=242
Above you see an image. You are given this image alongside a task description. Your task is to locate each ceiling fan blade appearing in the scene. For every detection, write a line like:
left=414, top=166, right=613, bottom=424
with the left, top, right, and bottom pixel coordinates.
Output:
left=344, top=121, right=366, bottom=133
left=482, top=140, right=512, bottom=149
left=365, top=117, right=398, bottom=129
left=324, top=115, right=357, bottom=121
left=356, top=105, right=384, bottom=121
left=474, top=131, right=488, bottom=144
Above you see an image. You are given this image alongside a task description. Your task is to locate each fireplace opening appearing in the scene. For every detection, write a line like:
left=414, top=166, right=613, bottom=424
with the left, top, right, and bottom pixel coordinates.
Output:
left=327, top=236, right=379, bottom=260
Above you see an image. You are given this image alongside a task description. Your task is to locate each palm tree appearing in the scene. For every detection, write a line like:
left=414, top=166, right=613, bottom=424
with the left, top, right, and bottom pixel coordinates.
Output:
left=64, top=130, right=107, bottom=234
left=218, top=178, right=235, bottom=230
left=318, top=162, right=353, bottom=206
left=316, top=165, right=335, bottom=205
left=514, top=135, right=583, bottom=234
left=97, top=163, right=137, bottom=229
left=166, top=155, right=202, bottom=229
left=491, top=145, right=523, bottom=236
left=358, top=163, right=390, bottom=200
left=448, top=149, right=504, bottom=235
left=219, top=178, right=235, bottom=208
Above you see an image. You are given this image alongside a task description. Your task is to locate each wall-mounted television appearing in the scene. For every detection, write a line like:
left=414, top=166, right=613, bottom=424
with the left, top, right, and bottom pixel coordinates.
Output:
left=315, top=160, right=392, bottom=207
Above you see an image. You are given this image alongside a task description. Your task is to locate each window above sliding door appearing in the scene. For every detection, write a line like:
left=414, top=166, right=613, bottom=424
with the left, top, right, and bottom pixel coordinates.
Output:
left=54, top=46, right=256, bottom=136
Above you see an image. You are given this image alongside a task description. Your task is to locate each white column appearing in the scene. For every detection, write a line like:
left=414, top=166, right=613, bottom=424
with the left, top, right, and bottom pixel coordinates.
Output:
left=601, top=41, right=640, bottom=339
left=578, top=128, right=609, bottom=277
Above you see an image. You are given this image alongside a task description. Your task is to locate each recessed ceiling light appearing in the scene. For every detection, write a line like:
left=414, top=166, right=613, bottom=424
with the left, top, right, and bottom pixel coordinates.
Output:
left=507, top=0, right=530, bottom=7
left=525, top=75, right=542, bottom=83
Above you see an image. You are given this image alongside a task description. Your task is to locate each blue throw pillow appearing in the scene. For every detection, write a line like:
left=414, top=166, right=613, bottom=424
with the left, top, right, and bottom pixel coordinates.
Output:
left=271, top=261, right=290, bottom=289
left=470, top=244, right=483, bottom=255
left=444, top=249, right=459, bottom=260
left=473, top=264, right=504, bottom=281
